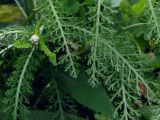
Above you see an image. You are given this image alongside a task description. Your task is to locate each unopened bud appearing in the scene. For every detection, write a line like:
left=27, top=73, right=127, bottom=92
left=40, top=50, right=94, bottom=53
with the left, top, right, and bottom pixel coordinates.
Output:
left=30, top=35, right=39, bottom=45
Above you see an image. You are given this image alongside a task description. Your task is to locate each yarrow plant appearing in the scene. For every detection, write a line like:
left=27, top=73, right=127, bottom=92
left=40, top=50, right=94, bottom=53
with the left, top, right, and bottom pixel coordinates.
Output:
left=1, top=0, right=160, bottom=120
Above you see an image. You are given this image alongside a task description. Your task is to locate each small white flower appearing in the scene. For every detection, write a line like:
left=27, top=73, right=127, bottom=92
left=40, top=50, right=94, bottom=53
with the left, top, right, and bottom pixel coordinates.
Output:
left=30, top=35, right=39, bottom=45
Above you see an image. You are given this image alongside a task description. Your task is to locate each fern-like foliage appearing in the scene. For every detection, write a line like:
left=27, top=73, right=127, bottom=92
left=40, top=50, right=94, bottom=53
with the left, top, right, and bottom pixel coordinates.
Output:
left=37, top=0, right=82, bottom=78
left=0, top=26, right=29, bottom=55
left=146, top=0, right=160, bottom=42
left=87, top=0, right=115, bottom=86
left=0, top=26, right=28, bottom=43
left=102, top=35, right=153, bottom=120
left=84, top=1, right=153, bottom=119
left=36, top=0, right=155, bottom=119
left=34, top=67, right=83, bottom=120
left=1, top=0, right=160, bottom=120
left=151, top=107, right=160, bottom=120
left=4, top=49, right=39, bottom=120
left=47, top=81, right=77, bottom=120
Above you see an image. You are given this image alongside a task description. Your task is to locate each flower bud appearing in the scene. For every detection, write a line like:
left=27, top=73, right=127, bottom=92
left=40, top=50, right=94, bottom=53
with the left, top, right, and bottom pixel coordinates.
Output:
left=30, top=35, right=39, bottom=45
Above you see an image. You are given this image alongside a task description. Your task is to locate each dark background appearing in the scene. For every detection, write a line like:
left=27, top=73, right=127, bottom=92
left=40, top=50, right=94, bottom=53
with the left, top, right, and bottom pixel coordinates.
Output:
left=0, top=0, right=14, bottom=3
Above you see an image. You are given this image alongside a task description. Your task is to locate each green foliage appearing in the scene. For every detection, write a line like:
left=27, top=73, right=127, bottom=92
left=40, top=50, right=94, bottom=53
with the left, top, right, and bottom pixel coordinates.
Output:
left=0, top=98, right=10, bottom=120
left=13, top=40, right=32, bottom=48
left=131, top=0, right=145, bottom=14
left=58, top=70, right=115, bottom=119
left=1, top=0, right=160, bottom=120
left=81, top=0, right=95, bottom=5
left=3, top=50, right=40, bottom=120
left=29, top=110, right=85, bottom=120
left=146, top=0, right=160, bottom=43
left=39, top=38, right=56, bottom=65
left=61, top=0, right=80, bottom=14
left=29, top=110, right=55, bottom=120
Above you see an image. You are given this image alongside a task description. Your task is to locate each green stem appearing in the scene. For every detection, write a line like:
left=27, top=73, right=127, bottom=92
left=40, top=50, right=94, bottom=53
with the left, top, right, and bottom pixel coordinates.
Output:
left=33, top=81, right=49, bottom=109
left=15, top=0, right=28, bottom=18
left=122, top=23, right=147, bottom=31
left=147, top=0, right=160, bottom=41
left=48, top=0, right=77, bottom=77
left=90, top=0, right=102, bottom=86
left=127, top=32, right=142, bottom=55
left=0, top=44, right=13, bottom=55
left=0, top=30, right=27, bottom=36
left=55, top=81, right=65, bottom=120
left=13, top=47, right=35, bottom=120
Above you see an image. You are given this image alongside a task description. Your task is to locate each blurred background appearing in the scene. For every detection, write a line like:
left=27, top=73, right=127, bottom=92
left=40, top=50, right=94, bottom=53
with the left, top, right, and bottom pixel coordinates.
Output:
left=0, top=0, right=22, bottom=28
left=0, top=0, right=14, bottom=3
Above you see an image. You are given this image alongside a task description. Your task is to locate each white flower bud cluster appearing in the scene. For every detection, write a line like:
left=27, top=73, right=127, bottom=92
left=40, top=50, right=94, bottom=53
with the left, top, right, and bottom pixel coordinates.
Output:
left=30, top=35, right=39, bottom=45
